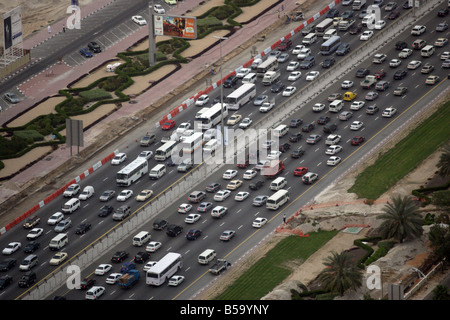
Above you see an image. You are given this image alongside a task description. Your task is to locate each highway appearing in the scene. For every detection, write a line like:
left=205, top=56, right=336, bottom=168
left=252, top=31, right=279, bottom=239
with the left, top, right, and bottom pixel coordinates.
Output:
left=1, top=0, right=449, bottom=300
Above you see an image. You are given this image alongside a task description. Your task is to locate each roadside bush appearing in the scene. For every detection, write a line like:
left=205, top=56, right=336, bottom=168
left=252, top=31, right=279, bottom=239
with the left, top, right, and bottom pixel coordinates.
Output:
left=79, top=88, right=112, bottom=101
left=13, top=130, right=44, bottom=142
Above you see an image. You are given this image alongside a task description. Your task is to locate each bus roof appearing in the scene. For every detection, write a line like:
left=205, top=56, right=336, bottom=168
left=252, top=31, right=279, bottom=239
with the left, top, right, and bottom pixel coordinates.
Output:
left=147, top=252, right=182, bottom=274
left=117, top=158, right=147, bottom=174
left=226, top=83, right=256, bottom=99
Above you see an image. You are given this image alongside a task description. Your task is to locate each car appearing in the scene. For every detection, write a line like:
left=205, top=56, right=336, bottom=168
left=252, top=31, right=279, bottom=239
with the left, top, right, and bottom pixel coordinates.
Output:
left=234, top=191, right=250, bottom=202
left=411, top=25, right=426, bottom=36
left=350, top=101, right=365, bottom=110
left=183, top=213, right=201, bottom=224
left=291, top=148, right=305, bottom=158
left=441, top=52, right=450, bottom=60
left=206, top=183, right=221, bottom=193
left=18, top=272, right=37, bottom=288
left=287, top=70, right=302, bottom=83
left=293, top=167, right=308, bottom=176
left=79, top=48, right=93, bottom=58
left=54, top=218, right=72, bottom=232
left=328, top=93, right=342, bottom=101
left=350, top=121, right=364, bottom=131
left=63, top=183, right=80, bottom=197
left=317, top=116, right=331, bottom=125
left=385, top=1, right=398, bottom=10
left=132, top=15, right=147, bottom=25
left=117, top=190, right=133, bottom=201
left=239, top=117, right=252, bottom=129
left=326, top=145, right=343, bottom=155
left=267, top=150, right=282, bottom=159
left=105, top=273, right=123, bottom=284
left=321, top=57, right=336, bottom=68
left=436, top=22, right=449, bottom=32
left=442, top=59, right=450, bottom=68
left=342, top=0, right=354, bottom=5
left=186, top=228, right=202, bottom=240
left=254, top=94, right=268, bottom=106
left=349, top=23, right=363, bottom=35
left=135, top=189, right=153, bottom=202
left=312, top=103, right=325, bottom=112
left=399, top=48, right=412, bottom=59
left=339, top=111, right=353, bottom=120
left=0, top=258, right=16, bottom=271
left=289, top=132, right=303, bottom=143
left=87, top=41, right=101, bottom=53
left=282, top=86, right=297, bottom=97
left=111, top=251, right=128, bottom=263
left=382, top=107, right=397, bottom=117
left=249, top=180, right=264, bottom=190
left=139, top=134, right=156, bottom=147
left=23, top=241, right=40, bottom=253
left=243, top=169, right=257, bottom=180
left=78, top=277, right=97, bottom=290
left=223, top=169, right=238, bottom=180
left=437, top=8, right=449, bottom=17
left=302, top=172, right=319, bottom=185
left=412, top=39, right=426, bottom=50
left=227, top=114, right=242, bottom=125
left=327, top=156, right=341, bottom=166
left=434, top=38, right=448, bottom=47
left=25, top=228, right=43, bottom=240
left=327, top=8, right=339, bottom=18
left=235, top=67, right=251, bottom=78
left=177, top=203, right=192, bottom=214
left=374, top=20, right=386, bottom=30
left=219, top=230, right=236, bottom=241
left=365, top=104, right=380, bottom=115
left=50, top=252, right=68, bottom=265
left=297, top=48, right=311, bottom=60
left=195, top=94, right=209, bottom=106
left=196, top=202, right=213, bottom=214
left=286, top=61, right=300, bottom=71
left=374, top=70, right=386, bottom=80
left=271, top=81, right=286, bottom=93
left=341, top=80, right=354, bottom=89
left=0, top=275, right=13, bottom=290
left=252, top=195, right=268, bottom=207
left=94, top=264, right=112, bottom=275
left=389, top=59, right=402, bottom=68
left=111, top=153, right=127, bottom=165
left=145, top=241, right=162, bottom=253
left=388, top=10, right=400, bottom=19
left=395, top=41, right=408, bottom=50
left=360, top=30, right=373, bottom=40
left=421, top=63, right=434, bottom=74
left=75, top=223, right=91, bottom=235
left=393, top=70, right=407, bottom=80
left=259, top=102, right=275, bottom=113
left=365, top=91, right=379, bottom=101
left=403, top=1, right=412, bottom=9
left=98, top=205, right=114, bottom=217
left=252, top=217, right=268, bottom=228
left=301, top=56, right=316, bottom=69
left=356, top=68, right=370, bottom=78
left=287, top=118, right=302, bottom=129
left=393, top=86, right=407, bottom=96
left=277, top=53, right=290, bottom=63
left=143, top=261, right=157, bottom=272
left=306, top=134, right=321, bottom=144
left=162, top=119, right=176, bottom=130
left=292, top=45, right=305, bottom=55
left=302, top=123, right=315, bottom=132
left=23, top=216, right=40, bottom=229
left=305, top=71, right=319, bottom=81
left=226, top=179, right=243, bottom=190
left=176, top=122, right=191, bottom=134
left=4, top=92, right=20, bottom=103
left=373, top=53, right=387, bottom=64
left=336, top=43, right=351, bottom=56
left=224, top=75, right=239, bottom=88
left=323, top=123, right=338, bottom=133
left=351, top=136, right=365, bottom=146
left=375, top=81, right=390, bottom=91
left=425, top=75, right=439, bottom=85
left=214, top=190, right=232, bottom=201
left=168, top=275, right=185, bottom=286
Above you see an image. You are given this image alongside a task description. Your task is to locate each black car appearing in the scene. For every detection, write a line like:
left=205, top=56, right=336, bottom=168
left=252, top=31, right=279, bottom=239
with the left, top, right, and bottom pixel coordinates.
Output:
left=300, top=56, right=315, bottom=69
left=0, top=258, right=16, bottom=271
left=206, top=182, right=221, bottom=193
left=326, top=8, right=339, bottom=18
left=0, top=275, right=13, bottom=289
left=336, top=43, right=350, bottom=56
left=186, top=229, right=202, bottom=240
left=388, top=11, right=400, bottom=19
left=348, top=23, right=362, bottom=35
left=98, top=205, right=114, bottom=217
left=249, top=180, right=264, bottom=190
left=356, top=68, right=370, bottom=78
left=79, top=277, right=96, bottom=290
left=166, top=224, right=183, bottom=237
left=323, top=123, right=338, bottom=133
left=279, top=143, right=291, bottom=153
left=289, top=132, right=302, bottom=143
left=166, top=159, right=176, bottom=167
left=111, top=251, right=129, bottom=263
left=23, top=241, right=40, bottom=253
left=75, top=223, right=91, bottom=235
left=223, top=76, right=238, bottom=88
left=18, top=272, right=37, bottom=288
left=289, top=118, right=303, bottom=128
left=393, top=70, right=407, bottom=80
left=134, top=251, right=150, bottom=263
left=153, top=219, right=168, bottom=230
left=291, top=148, right=305, bottom=159
left=213, top=95, right=226, bottom=104
left=321, top=57, right=335, bottom=68
left=317, top=116, right=331, bottom=125
left=395, top=41, right=407, bottom=50
left=437, top=8, right=449, bottom=17
left=302, top=123, right=315, bottom=132
left=23, top=216, right=40, bottom=229
left=87, top=41, right=101, bottom=53
left=271, top=81, right=285, bottom=93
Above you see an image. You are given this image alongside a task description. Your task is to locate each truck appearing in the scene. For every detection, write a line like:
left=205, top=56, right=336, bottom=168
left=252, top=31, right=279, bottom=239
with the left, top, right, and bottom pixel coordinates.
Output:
left=208, top=259, right=231, bottom=275
left=262, top=70, right=280, bottom=86
left=120, top=262, right=136, bottom=273
left=117, top=269, right=140, bottom=288
left=338, top=19, right=355, bottom=31
left=352, top=0, right=366, bottom=10
left=360, top=75, right=377, bottom=89
left=262, top=160, right=285, bottom=178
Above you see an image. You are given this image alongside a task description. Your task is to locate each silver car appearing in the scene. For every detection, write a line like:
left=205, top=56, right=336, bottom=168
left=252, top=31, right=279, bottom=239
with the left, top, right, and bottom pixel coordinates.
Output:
left=252, top=195, right=268, bottom=207
left=54, top=219, right=72, bottom=233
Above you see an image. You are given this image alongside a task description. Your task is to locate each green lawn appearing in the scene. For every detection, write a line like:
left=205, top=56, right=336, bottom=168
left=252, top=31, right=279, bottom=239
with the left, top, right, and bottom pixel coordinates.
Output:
left=215, top=230, right=339, bottom=300
left=348, top=100, right=450, bottom=200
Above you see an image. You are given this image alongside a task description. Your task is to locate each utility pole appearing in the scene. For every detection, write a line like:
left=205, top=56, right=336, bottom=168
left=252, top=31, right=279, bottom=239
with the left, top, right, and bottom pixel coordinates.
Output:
left=148, top=0, right=157, bottom=66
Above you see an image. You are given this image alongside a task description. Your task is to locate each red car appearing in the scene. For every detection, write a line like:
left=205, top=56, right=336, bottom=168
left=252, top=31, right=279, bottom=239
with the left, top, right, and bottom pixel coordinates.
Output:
left=293, top=167, right=308, bottom=176
left=162, top=119, right=175, bottom=130
left=374, top=70, right=386, bottom=79
left=351, top=136, right=365, bottom=146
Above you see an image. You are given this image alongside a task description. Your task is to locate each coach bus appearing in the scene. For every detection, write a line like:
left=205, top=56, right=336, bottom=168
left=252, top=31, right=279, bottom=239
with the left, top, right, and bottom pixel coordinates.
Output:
left=224, top=83, right=256, bottom=111
left=155, top=140, right=178, bottom=161
left=315, top=18, right=334, bottom=36
left=146, top=252, right=183, bottom=286
left=198, top=103, right=229, bottom=130
left=116, top=158, right=148, bottom=186
left=256, top=57, right=278, bottom=77
left=320, top=36, right=341, bottom=55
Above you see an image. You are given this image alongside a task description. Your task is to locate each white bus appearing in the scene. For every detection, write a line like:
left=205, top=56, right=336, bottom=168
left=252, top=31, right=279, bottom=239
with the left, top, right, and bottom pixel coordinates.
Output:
left=224, top=83, right=257, bottom=110
left=256, top=57, right=278, bottom=77
left=116, top=158, right=148, bottom=186
left=315, top=18, right=334, bottom=36
left=155, top=140, right=178, bottom=161
left=182, top=131, right=204, bottom=154
left=320, top=36, right=341, bottom=55
left=198, top=103, right=229, bottom=130
left=146, top=252, right=183, bottom=286
left=266, top=189, right=290, bottom=210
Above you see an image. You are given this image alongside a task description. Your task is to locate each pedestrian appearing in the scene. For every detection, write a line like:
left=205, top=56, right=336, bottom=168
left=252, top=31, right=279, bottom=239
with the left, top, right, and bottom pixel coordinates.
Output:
left=48, top=25, right=51, bottom=33
left=283, top=214, right=286, bottom=224
left=62, top=24, right=66, bottom=33
left=277, top=10, right=280, bottom=19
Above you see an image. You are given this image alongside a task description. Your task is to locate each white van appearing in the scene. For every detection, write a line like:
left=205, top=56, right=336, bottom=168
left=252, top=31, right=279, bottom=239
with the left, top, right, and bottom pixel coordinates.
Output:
left=78, top=186, right=94, bottom=200
left=149, top=164, right=166, bottom=179
left=273, top=124, right=289, bottom=138
left=362, top=14, right=375, bottom=27
left=198, top=249, right=216, bottom=265
left=302, top=33, right=317, bottom=46
left=270, top=177, right=287, bottom=191
left=49, top=233, right=68, bottom=250
left=329, top=100, right=344, bottom=113
left=132, top=231, right=151, bottom=246
left=323, top=29, right=337, bottom=40
left=242, top=72, right=257, bottom=84
left=203, top=139, right=218, bottom=153
left=421, top=45, right=435, bottom=57
left=61, top=198, right=80, bottom=213
left=19, top=254, right=39, bottom=271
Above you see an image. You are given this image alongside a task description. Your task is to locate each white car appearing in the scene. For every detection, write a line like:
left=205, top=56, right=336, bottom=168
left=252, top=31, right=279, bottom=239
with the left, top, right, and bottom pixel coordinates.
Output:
left=227, top=114, right=242, bottom=126
left=305, top=71, right=319, bottom=81
left=282, top=86, right=297, bottom=97
left=373, top=53, right=387, bottom=64
left=63, top=183, right=80, bottom=197
left=389, top=59, right=402, bottom=67
left=360, top=30, right=373, bottom=40
left=117, top=190, right=133, bottom=201
left=137, top=151, right=153, bottom=160
left=236, top=67, right=251, bottom=78
left=106, top=273, right=123, bottom=284
left=195, top=94, right=209, bottom=106
left=111, top=153, right=127, bottom=165
left=239, top=118, right=252, bottom=129
left=312, top=103, right=325, bottom=112
left=325, top=145, right=343, bottom=155
left=132, top=15, right=147, bottom=25
left=374, top=20, right=386, bottom=30
left=297, top=48, right=311, bottom=60
left=407, top=60, right=422, bottom=70
left=222, top=169, right=238, bottom=180
left=153, top=4, right=165, bottom=14
left=243, top=169, right=257, bottom=179
left=350, top=101, right=365, bottom=110
left=95, top=264, right=112, bottom=275
left=252, top=217, right=268, bottom=228
left=214, top=190, right=231, bottom=201
left=411, top=25, right=426, bottom=35
left=267, top=150, right=282, bottom=159
left=48, top=212, right=64, bottom=225
left=184, top=213, right=201, bottom=224
left=440, top=51, right=450, bottom=60
left=27, top=228, right=44, bottom=240
left=50, top=252, right=68, bottom=265
left=176, top=122, right=191, bottom=134
left=382, top=107, right=397, bottom=117
left=178, top=203, right=192, bottom=213
left=168, top=275, right=185, bottom=286
left=350, top=121, right=363, bottom=130
left=235, top=191, right=250, bottom=201
left=146, top=241, right=162, bottom=252
left=327, top=156, right=341, bottom=166
left=292, top=45, right=305, bottom=54
left=286, top=61, right=300, bottom=71
left=341, top=80, right=354, bottom=89
left=2, top=242, right=21, bottom=255
left=143, top=261, right=157, bottom=271
left=399, top=48, right=413, bottom=59
left=288, top=71, right=302, bottom=81
left=259, top=102, right=275, bottom=112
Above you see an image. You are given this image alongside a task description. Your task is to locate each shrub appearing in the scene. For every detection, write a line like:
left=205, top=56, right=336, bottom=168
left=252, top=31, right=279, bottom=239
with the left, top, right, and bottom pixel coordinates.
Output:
left=79, top=88, right=112, bottom=101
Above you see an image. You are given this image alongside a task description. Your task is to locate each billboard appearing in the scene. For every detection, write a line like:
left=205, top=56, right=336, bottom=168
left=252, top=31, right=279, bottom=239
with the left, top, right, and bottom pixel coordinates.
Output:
left=3, top=6, right=23, bottom=50
left=154, top=15, right=197, bottom=39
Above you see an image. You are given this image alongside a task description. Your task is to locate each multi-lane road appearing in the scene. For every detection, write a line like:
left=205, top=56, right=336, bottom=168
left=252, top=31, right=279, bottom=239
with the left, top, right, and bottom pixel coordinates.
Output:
left=1, top=0, right=449, bottom=300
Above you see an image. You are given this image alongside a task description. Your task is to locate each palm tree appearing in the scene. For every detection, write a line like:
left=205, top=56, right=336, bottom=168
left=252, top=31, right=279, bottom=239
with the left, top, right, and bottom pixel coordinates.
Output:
left=317, top=251, right=362, bottom=296
left=377, top=195, right=423, bottom=243
left=437, top=143, right=450, bottom=177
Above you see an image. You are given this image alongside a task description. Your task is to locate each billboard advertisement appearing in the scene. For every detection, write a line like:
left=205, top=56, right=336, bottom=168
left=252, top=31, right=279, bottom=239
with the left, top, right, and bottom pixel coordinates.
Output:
left=3, top=6, right=23, bottom=50
left=154, top=15, right=197, bottom=40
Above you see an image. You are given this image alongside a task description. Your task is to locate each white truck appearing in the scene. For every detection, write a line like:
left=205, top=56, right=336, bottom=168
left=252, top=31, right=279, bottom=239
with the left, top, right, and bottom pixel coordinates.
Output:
left=360, top=75, right=377, bottom=89
left=208, top=259, right=231, bottom=275
left=338, top=19, right=355, bottom=31
left=262, top=70, right=280, bottom=86
left=352, top=0, right=366, bottom=10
